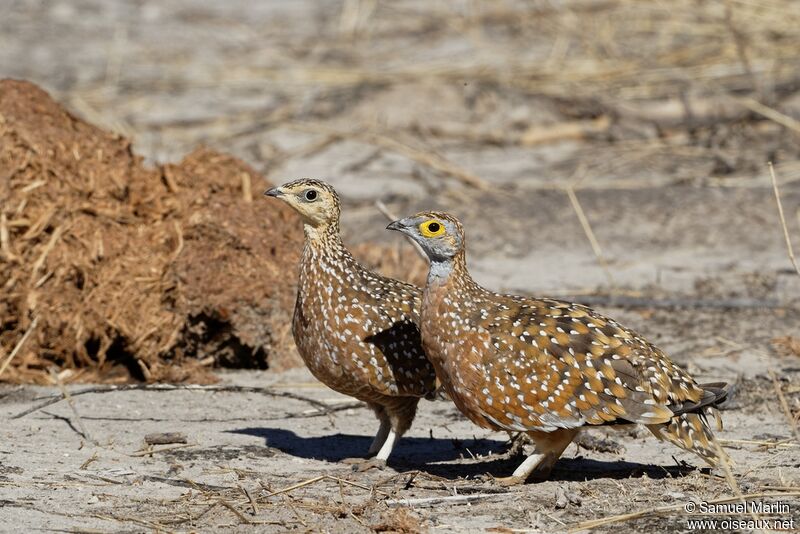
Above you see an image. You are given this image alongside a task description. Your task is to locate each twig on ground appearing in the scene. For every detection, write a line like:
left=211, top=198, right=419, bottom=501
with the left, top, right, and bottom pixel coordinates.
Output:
left=768, top=368, right=800, bottom=442
left=760, top=486, right=800, bottom=492
left=384, top=492, right=515, bottom=508
left=411, top=481, right=510, bottom=494
left=740, top=448, right=797, bottom=478
left=262, top=475, right=326, bottom=499
left=218, top=499, right=252, bottom=524
left=131, top=443, right=195, bottom=457
left=735, top=97, right=800, bottom=134
left=326, top=475, right=387, bottom=496
left=79, top=451, right=99, bottom=470
left=91, top=513, right=172, bottom=532
left=164, top=502, right=219, bottom=526
left=719, top=438, right=797, bottom=449
left=262, top=475, right=389, bottom=500
left=298, top=400, right=366, bottom=417
left=145, top=432, right=188, bottom=445
left=565, top=186, right=616, bottom=288
left=142, top=475, right=231, bottom=492
left=283, top=495, right=308, bottom=527
left=569, top=492, right=800, bottom=531
left=0, top=316, right=38, bottom=379
left=768, top=162, right=800, bottom=276
left=239, top=484, right=258, bottom=515
left=710, top=436, right=761, bottom=525
left=374, top=200, right=427, bottom=260
left=49, top=367, right=98, bottom=446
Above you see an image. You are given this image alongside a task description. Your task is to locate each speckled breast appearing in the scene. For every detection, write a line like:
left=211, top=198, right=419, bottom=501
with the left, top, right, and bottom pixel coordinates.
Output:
left=291, top=246, right=435, bottom=401
left=420, top=283, right=499, bottom=430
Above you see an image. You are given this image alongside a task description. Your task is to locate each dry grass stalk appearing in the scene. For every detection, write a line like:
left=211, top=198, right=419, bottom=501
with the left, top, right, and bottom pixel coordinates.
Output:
left=0, top=316, right=38, bottom=379
left=385, top=492, right=515, bottom=508
left=130, top=443, right=195, bottom=457
left=740, top=447, right=797, bottom=478
left=262, top=475, right=326, bottom=499
left=283, top=496, right=308, bottom=527
left=565, top=186, right=616, bottom=288
left=288, top=122, right=489, bottom=190
left=768, top=162, right=800, bottom=276
left=240, top=172, right=252, bottom=203
left=569, top=491, right=800, bottom=531
left=719, top=438, right=798, bottom=449
left=768, top=368, right=800, bottom=443
left=735, top=96, right=800, bottom=135
left=49, top=367, right=98, bottom=446
left=218, top=499, right=252, bottom=524
left=79, top=451, right=99, bottom=470
left=238, top=484, right=258, bottom=515
left=0, top=213, right=19, bottom=262
left=262, top=474, right=388, bottom=501
left=710, top=436, right=762, bottom=525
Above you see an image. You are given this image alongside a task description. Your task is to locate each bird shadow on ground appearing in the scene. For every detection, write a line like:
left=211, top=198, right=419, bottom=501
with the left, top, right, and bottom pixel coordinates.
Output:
left=228, top=427, right=699, bottom=482
left=228, top=427, right=505, bottom=465
left=401, top=455, right=699, bottom=482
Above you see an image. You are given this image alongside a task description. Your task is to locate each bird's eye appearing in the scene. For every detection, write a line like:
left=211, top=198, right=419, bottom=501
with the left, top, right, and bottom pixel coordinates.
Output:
left=419, top=220, right=445, bottom=238
left=304, top=189, right=318, bottom=201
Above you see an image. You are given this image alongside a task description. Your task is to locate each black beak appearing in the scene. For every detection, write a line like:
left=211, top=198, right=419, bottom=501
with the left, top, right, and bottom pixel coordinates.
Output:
left=386, top=220, right=405, bottom=232
left=264, top=187, right=282, bottom=197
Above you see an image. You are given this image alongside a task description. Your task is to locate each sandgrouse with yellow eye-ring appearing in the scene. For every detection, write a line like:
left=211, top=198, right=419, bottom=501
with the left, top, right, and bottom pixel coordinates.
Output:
left=265, top=180, right=437, bottom=468
left=387, top=211, right=730, bottom=484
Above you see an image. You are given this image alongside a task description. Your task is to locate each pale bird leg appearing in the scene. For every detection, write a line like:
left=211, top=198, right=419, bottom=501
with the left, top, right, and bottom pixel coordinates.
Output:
left=495, top=429, right=579, bottom=486
left=368, top=418, right=391, bottom=455
left=375, top=429, right=398, bottom=462
left=346, top=428, right=396, bottom=472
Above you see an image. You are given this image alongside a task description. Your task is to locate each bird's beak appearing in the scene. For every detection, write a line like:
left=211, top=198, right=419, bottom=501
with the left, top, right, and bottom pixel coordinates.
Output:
left=386, top=219, right=407, bottom=232
left=264, top=187, right=283, bottom=198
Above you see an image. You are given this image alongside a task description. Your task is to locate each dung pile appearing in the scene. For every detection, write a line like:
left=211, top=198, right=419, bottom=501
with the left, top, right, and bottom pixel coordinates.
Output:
left=0, top=79, right=307, bottom=383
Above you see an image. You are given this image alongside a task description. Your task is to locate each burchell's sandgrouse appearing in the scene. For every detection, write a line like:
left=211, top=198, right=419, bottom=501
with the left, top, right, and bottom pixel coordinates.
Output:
left=388, top=211, right=729, bottom=484
left=265, top=180, right=436, bottom=465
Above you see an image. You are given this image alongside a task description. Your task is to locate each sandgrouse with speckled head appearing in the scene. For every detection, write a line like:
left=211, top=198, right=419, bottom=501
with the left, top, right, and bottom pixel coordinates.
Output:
left=388, top=211, right=730, bottom=484
left=265, top=180, right=437, bottom=466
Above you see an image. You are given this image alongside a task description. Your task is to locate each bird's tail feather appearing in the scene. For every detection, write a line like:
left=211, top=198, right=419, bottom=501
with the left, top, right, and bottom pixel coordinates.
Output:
left=646, top=407, right=731, bottom=466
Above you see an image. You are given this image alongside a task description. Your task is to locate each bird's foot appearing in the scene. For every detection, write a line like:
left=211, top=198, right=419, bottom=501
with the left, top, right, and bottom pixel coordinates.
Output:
left=348, top=458, right=387, bottom=472
left=492, top=475, right=525, bottom=487
left=339, top=456, right=387, bottom=471
left=340, top=456, right=370, bottom=465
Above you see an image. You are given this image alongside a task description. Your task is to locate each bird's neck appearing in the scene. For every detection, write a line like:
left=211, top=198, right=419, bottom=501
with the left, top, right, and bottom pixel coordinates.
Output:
left=301, top=221, right=357, bottom=271
left=427, top=251, right=480, bottom=293
left=303, top=220, right=340, bottom=244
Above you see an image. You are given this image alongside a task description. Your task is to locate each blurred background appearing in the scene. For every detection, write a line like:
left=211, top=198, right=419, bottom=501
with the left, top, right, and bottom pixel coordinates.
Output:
left=1, top=0, right=799, bottom=381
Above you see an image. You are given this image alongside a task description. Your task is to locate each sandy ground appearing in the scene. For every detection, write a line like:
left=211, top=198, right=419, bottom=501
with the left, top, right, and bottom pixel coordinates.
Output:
left=2, top=0, right=800, bottom=532
left=1, top=364, right=799, bottom=533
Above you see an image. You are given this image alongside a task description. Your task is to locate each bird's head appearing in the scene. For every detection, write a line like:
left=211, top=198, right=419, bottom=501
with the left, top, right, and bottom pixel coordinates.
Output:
left=386, top=211, right=465, bottom=263
left=264, top=179, right=341, bottom=228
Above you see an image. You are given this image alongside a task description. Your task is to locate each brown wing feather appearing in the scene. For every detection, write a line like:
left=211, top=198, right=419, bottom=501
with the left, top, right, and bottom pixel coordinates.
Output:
left=448, top=297, right=709, bottom=431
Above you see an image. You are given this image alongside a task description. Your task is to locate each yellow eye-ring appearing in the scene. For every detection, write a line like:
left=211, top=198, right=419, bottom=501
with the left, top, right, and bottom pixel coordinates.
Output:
left=419, top=220, right=445, bottom=238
